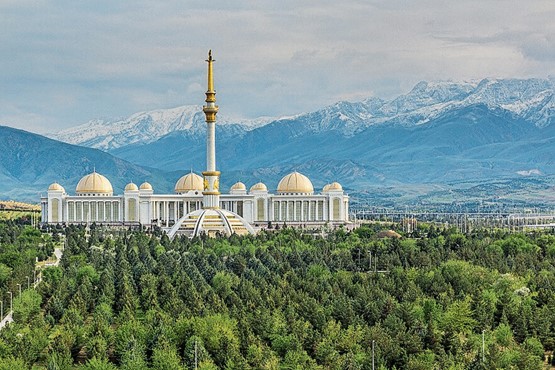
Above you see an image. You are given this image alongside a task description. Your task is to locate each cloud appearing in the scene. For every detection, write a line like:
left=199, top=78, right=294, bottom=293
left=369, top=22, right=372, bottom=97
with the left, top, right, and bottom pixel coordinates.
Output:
left=1, top=0, right=554, bottom=132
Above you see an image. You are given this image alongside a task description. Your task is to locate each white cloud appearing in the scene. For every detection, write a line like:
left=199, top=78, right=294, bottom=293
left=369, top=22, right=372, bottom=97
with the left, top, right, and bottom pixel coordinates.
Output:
left=0, top=0, right=554, bottom=132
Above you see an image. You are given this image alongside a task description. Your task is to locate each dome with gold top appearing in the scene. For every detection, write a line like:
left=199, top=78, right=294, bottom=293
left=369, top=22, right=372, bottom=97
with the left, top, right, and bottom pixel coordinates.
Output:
left=139, top=182, right=153, bottom=191
left=48, top=182, right=65, bottom=192
left=124, top=182, right=139, bottom=192
left=230, top=182, right=246, bottom=191
left=277, top=171, right=313, bottom=195
left=323, top=182, right=343, bottom=193
left=250, top=182, right=268, bottom=193
left=76, top=172, right=113, bottom=196
left=175, top=172, right=203, bottom=194
left=230, top=182, right=247, bottom=195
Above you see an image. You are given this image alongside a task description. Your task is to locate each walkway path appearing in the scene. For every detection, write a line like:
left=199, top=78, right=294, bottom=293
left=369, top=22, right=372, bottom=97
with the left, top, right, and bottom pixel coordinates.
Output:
left=0, top=240, right=64, bottom=330
left=0, top=312, right=12, bottom=329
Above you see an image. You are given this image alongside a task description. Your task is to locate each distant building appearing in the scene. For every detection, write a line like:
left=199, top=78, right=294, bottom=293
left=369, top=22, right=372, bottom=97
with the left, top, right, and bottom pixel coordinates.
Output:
left=40, top=171, right=349, bottom=234
left=41, top=51, right=350, bottom=236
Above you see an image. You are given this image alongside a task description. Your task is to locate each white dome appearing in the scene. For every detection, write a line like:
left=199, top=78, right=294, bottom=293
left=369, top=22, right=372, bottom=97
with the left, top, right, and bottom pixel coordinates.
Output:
left=328, top=182, right=343, bottom=191
left=230, top=182, right=246, bottom=191
left=175, top=172, right=203, bottom=193
left=76, top=172, right=113, bottom=195
left=125, top=182, right=139, bottom=191
left=230, top=181, right=247, bottom=195
left=323, top=182, right=343, bottom=193
left=139, top=182, right=153, bottom=191
left=48, top=182, right=65, bottom=192
left=277, top=171, right=313, bottom=194
left=250, top=182, right=268, bottom=193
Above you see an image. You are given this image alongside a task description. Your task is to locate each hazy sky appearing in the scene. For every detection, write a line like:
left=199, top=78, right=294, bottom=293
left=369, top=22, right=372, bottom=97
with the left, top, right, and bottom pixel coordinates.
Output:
left=1, top=0, right=554, bottom=133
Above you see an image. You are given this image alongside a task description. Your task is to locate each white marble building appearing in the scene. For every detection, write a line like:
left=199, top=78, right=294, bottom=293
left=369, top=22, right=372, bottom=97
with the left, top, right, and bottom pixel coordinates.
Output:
left=41, top=170, right=349, bottom=231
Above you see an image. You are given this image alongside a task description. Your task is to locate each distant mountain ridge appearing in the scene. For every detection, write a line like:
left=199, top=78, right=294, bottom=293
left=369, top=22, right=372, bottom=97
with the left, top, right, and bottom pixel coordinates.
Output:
left=98, top=79, right=555, bottom=203
left=50, top=105, right=273, bottom=150
left=0, top=126, right=176, bottom=201
left=4, top=78, right=555, bottom=207
left=53, top=78, right=555, bottom=151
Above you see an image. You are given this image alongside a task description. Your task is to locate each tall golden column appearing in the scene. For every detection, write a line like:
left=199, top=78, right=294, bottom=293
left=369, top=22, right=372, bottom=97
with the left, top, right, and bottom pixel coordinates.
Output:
left=202, top=50, right=221, bottom=209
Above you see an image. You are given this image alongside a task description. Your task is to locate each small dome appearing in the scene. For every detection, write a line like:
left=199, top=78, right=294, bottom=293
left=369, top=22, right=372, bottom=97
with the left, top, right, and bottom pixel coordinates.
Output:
left=377, top=230, right=402, bottom=239
left=125, top=182, right=138, bottom=191
left=175, top=172, right=203, bottom=193
left=76, top=172, right=113, bottom=195
left=250, top=182, right=268, bottom=192
left=139, top=182, right=153, bottom=191
left=230, top=182, right=246, bottom=191
left=323, top=182, right=343, bottom=192
left=329, top=182, right=343, bottom=191
left=277, top=171, right=313, bottom=194
left=48, top=182, right=65, bottom=192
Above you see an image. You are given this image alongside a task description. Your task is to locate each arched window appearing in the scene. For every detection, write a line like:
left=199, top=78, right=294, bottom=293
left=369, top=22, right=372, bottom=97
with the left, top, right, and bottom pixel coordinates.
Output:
left=105, top=202, right=112, bottom=222
left=333, top=198, right=341, bottom=220
left=128, top=198, right=137, bottom=222
left=113, top=202, right=119, bottom=221
left=257, top=198, right=265, bottom=221
left=51, top=199, right=59, bottom=223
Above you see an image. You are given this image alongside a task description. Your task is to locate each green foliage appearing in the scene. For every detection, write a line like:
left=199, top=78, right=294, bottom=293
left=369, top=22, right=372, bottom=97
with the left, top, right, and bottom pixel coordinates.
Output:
left=13, top=289, right=42, bottom=324
left=151, top=335, right=182, bottom=370
left=80, top=357, right=117, bottom=370
left=440, top=298, right=477, bottom=334
left=0, top=356, right=27, bottom=370
left=212, top=271, right=239, bottom=299
left=0, top=221, right=553, bottom=368
left=0, top=263, right=12, bottom=285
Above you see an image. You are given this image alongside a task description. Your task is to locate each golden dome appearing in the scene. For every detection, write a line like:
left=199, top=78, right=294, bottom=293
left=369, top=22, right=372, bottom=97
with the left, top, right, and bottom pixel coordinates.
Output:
left=328, top=182, right=343, bottom=191
left=175, top=172, right=203, bottom=193
left=139, top=182, right=153, bottom=191
left=125, top=182, right=138, bottom=191
left=48, top=182, right=65, bottom=192
left=230, top=182, right=246, bottom=191
left=76, top=172, right=113, bottom=194
left=250, top=182, right=268, bottom=192
left=323, top=182, right=343, bottom=192
left=277, top=171, right=313, bottom=194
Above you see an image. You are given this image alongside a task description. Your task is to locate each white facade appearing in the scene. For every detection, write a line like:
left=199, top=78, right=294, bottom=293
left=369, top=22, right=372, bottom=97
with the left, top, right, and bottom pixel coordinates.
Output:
left=41, top=172, right=350, bottom=231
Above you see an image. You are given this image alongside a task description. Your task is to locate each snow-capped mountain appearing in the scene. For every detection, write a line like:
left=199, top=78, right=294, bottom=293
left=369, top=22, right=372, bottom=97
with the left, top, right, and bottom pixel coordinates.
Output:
left=50, top=105, right=273, bottom=150
left=328, top=78, right=555, bottom=130
left=4, top=77, right=555, bottom=205
left=52, top=78, right=555, bottom=151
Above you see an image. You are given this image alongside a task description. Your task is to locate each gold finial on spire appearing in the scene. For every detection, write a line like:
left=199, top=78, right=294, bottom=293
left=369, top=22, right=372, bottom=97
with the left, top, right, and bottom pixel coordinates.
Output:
left=206, top=50, right=215, bottom=93
left=203, top=49, right=218, bottom=122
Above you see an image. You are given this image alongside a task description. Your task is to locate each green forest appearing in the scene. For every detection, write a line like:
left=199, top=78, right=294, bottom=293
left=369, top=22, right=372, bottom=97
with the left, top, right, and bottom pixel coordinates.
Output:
left=0, top=219, right=555, bottom=369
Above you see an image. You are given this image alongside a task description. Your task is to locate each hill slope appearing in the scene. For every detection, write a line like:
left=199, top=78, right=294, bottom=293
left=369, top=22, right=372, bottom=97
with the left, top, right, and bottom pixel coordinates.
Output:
left=5, top=78, right=555, bottom=206
left=0, top=126, right=176, bottom=201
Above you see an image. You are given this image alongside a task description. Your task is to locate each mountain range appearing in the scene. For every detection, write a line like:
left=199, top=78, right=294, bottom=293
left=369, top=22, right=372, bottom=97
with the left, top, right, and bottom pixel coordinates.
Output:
left=3, top=78, right=555, bottom=207
left=50, top=106, right=273, bottom=150
left=0, top=126, right=177, bottom=201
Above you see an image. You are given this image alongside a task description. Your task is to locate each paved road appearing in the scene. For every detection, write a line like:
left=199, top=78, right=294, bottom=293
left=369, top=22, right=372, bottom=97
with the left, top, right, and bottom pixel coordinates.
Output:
left=0, top=245, right=63, bottom=330
left=0, top=312, right=13, bottom=329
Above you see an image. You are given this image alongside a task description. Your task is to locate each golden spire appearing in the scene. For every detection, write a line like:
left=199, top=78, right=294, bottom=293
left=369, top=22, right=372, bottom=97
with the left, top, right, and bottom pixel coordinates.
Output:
left=203, top=49, right=218, bottom=122
left=206, top=50, right=214, bottom=93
